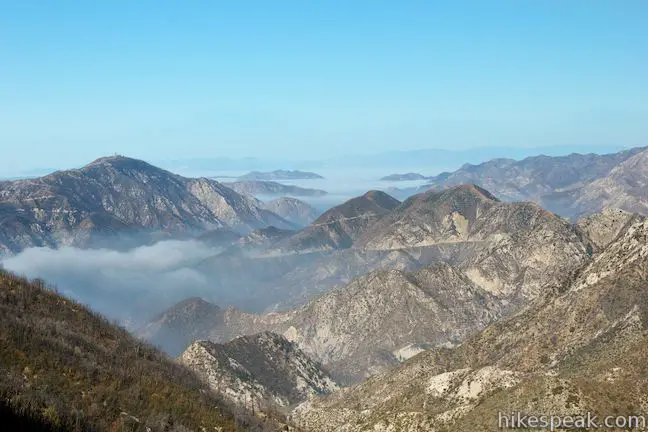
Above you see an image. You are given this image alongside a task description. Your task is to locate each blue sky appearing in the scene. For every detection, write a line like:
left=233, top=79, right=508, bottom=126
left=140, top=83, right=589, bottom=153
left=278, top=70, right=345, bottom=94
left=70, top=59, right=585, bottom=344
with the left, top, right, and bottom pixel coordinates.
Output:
left=1, top=1, right=646, bottom=173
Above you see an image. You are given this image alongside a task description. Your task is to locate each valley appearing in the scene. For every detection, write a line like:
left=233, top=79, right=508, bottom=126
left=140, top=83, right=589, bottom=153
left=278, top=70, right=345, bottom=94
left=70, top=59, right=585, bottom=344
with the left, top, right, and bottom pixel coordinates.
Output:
left=2, top=148, right=648, bottom=431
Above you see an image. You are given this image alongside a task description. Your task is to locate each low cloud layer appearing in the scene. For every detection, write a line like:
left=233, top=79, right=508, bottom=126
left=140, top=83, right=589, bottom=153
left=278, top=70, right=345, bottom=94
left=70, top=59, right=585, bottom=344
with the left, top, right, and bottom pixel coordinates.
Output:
left=1, top=240, right=221, bottom=328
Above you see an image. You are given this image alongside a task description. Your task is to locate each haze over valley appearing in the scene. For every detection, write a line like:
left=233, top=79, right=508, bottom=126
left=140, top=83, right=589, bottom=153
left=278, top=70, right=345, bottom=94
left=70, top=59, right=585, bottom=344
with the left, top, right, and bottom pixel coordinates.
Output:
left=2, top=1, right=647, bottom=431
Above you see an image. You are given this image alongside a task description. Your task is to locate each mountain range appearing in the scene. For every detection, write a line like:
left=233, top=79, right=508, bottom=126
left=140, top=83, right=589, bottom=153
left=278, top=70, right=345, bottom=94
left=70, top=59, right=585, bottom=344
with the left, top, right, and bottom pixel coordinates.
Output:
left=3, top=147, right=648, bottom=431
left=294, top=212, right=648, bottom=431
left=157, top=144, right=627, bottom=173
left=388, top=146, right=648, bottom=220
left=140, top=184, right=594, bottom=384
left=0, top=156, right=296, bottom=255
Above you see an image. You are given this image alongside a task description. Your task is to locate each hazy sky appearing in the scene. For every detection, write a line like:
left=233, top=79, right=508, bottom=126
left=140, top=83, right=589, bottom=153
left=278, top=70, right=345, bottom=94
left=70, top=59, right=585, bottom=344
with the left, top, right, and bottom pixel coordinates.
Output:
left=1, top=1, right=646, bottom=172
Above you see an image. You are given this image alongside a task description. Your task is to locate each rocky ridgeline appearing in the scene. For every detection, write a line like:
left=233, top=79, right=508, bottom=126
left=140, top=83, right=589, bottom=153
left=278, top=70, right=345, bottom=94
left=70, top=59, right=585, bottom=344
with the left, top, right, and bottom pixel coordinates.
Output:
left=0, top=156, right=294, bottom=254
left=179, top=332, right=338, bottom=413
left=294, top=218, right=648, bottom=431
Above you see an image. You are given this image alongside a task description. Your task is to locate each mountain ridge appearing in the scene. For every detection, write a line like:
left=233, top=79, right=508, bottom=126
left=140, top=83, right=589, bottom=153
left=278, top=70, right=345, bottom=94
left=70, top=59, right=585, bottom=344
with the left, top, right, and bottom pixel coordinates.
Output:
left=294, top=216, right=648, bottom=431
left=0, top=155, right=295, bottom=254
left=180, top=332, right=338, bottom=414
left=238, top=170, right=325, bottom=181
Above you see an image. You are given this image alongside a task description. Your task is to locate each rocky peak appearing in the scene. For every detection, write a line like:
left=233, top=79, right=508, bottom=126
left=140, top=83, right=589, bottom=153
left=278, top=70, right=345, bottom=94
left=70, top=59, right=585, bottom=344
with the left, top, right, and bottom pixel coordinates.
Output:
left=83, top=155, right=159, bottom=171
left=315, top=190, right=400, bottom=222
left=576, top=208, right=645, bottom=250
left=275, top=191, right=401, bottom=252
left=566, top=149, right=648, bottom=217
left=180, top=332, right=338, bottom=413
left=357, top=184, right=500, bottom=250
left=409, top=183, right=499, bottom=206
left=360, top=190, right=402, bottom=209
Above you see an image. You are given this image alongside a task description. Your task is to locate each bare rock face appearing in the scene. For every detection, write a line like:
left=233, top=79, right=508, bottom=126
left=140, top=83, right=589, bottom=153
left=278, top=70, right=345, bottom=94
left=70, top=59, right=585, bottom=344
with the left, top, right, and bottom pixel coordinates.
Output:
left=278, top=264, right=505, bottom=384
left=356, top=186, right=592, bottom=303
left=185, top=178, right=294, bottom=231
left=294, top=219, right=648, bottom=432
left=0, top=156, right=293, bottom=254
left=576, top=208, right=645, bottom=250
left=262, top=197, right=321, bottom=227
left=458, top=202, right=593, bottom=301
left=357, top=185, right=499, bottom=249
left=180, top=332, right=338, bottom=413
left=140, top=260, right=504, bottom=384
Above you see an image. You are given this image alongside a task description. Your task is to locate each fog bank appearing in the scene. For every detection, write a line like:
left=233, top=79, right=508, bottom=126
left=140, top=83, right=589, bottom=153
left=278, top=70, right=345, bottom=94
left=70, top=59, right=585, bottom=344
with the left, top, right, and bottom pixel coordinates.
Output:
left=1, top=240, right=221, bottom=329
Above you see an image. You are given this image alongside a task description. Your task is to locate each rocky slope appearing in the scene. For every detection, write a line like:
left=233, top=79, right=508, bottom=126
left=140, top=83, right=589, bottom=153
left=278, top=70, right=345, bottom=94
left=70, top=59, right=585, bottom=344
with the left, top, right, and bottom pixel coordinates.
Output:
left=145, top=260, right=503, bottom=386
left=545, top=149, right=648, bottom=218
left=294, top=217, right=648, bottom=431
left=268, top=194, right=591, bottom=379
left=0, top=156, right=294, bottom=254
left=223, top=180, right=327, bottom=197
left=385, top=147, right=648, bottom=220
left=277, top=264, right=505, bottom=383
left=355, top=185, right=592, bottom=303
left=180, top=332, right=338, bottom=414
left=177, top=245, right=450, bottom=313
left=422, top=147, right=646, bottom=202
left=262, top=197, right=321, bottom=227
left=238, top=170, right=324, bottom=180
left=357, top=185, right=499, bottom=249
left=147, top=203, right=589, bottom=382
left=275, top=190, right=401, bottom=252
left=144, top=186, right=593, bottom=382
left=576, top=208, right=645, bottom=250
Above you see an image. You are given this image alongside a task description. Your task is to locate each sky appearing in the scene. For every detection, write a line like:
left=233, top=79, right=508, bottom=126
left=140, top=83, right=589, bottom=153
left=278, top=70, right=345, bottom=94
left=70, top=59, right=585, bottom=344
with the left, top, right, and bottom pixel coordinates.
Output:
left=1, top=1, right=647, bottom=174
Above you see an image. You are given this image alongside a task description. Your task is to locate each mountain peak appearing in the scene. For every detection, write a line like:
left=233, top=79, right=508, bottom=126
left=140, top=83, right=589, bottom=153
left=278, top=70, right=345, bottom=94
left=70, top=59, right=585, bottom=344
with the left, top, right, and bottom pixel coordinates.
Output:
left=362, top=189, right=390, bottom=199
left=316, top=190, right=400, bottom=221
left=407, top=184, right=499, bottom=209
left=180, top=331, right=338, bottom=412
left=439, top=184, right=499, bottom=201
left=83, top=155, right=161, bottom=172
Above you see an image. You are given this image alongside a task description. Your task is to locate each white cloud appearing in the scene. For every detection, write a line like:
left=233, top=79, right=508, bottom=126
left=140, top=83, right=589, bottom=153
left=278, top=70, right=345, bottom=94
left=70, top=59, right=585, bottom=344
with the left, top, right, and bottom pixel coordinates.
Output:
left=1, top=240, right=220, bottom=327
